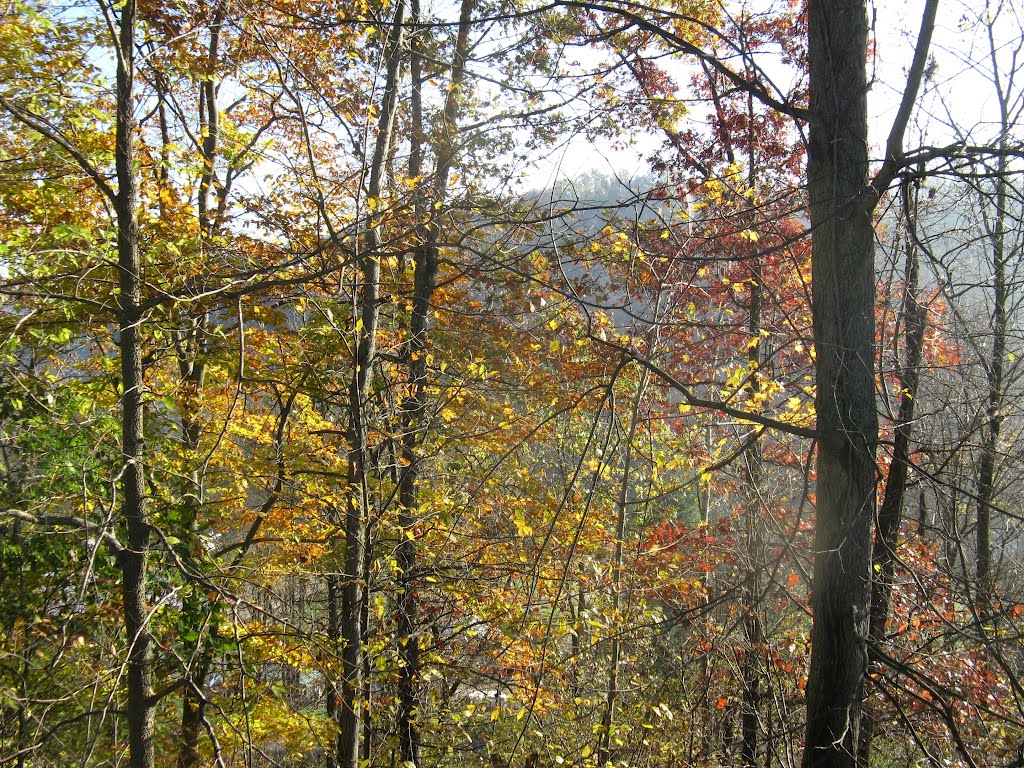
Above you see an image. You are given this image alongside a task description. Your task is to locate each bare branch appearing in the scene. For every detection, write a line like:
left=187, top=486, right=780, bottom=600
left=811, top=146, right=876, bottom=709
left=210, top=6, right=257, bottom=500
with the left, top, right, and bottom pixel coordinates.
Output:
left=871, top=0, right=940, bottom=197
left=1, top=508, right=124, bottom=554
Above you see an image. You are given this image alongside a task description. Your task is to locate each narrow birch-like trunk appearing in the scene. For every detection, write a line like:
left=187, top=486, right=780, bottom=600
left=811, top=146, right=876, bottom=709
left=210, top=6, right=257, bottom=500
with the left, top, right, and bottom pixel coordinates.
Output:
left=975, top=129, right=1009, bottom=621
left=857, top=179, right=927, bottom=766
left=740, top=270, right=765, bottom=768
left=597, top=368, right=648, bottom=765
left=176, top=11, right=223, bottom=766
left=395, top=2, right=475, bottom=763
left=336, top=5, right=406, bottom=765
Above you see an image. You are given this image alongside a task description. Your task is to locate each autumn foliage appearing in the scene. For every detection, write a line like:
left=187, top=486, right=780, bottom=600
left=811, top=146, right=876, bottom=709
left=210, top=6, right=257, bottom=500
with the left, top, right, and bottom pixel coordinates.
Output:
left=1, top=1, right=1023, bottom=768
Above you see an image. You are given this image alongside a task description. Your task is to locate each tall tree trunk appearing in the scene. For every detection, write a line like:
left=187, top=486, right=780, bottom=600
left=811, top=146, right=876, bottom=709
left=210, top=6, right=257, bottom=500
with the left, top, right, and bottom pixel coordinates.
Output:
left=395, top=2, right=474, bottom=762
left=971, top=1, right=1019, bottom=672
left=857, top=180, right=928, bottom=766
left=175, top=314, right=211, bottom=768
left=741, top=271, right=764, bottom=768
left=336, top=5, right=406, bottom=766
left=975, top=125, right=1008, bottom=622
left=113, top=3, right=154, bottom=767
left=802, top=0, right=876, bottom=762
left=395, top=0, right=426, bottom=758
left=597, top=369, right=649, bottom=765
left=177, top=11, right=222, bottom=766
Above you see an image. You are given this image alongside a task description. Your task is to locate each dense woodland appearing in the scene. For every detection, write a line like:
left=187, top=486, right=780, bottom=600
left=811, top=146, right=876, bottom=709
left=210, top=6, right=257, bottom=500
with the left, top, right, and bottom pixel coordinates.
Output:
left=1, top=0, right=1023, bottom=766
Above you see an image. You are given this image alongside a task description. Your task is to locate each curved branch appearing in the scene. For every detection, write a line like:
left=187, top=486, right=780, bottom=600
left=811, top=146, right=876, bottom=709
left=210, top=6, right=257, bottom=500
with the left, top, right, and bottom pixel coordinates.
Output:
left=554, top=0, right=810, bottom=120
left=0, top=95, right=117, bottom=203
left=596, top=338, right=819, bottom=438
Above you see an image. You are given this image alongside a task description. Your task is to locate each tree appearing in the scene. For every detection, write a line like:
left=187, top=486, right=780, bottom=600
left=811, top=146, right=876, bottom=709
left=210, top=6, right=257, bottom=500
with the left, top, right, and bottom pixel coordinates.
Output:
left=858, top=175, right=931, bottom=766
left=541, top=0, right=936, bottom=762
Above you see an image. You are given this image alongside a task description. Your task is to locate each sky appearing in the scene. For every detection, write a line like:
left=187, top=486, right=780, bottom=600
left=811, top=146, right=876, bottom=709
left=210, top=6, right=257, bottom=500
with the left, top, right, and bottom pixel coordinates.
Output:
left=526, top=0, right=1022, bottom=188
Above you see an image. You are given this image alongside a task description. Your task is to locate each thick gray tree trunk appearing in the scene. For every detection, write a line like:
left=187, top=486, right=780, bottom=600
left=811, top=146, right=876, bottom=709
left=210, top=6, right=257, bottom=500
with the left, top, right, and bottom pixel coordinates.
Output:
left=802, top=0, right=877, bottom=763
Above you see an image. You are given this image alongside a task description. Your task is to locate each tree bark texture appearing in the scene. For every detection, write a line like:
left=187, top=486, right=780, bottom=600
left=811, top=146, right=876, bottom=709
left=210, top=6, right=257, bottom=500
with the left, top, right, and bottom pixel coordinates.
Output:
left=803, top=0, right=877, bottom=763
left=114, top=3, right=155, bottom=768
left=975, top=148, right=1008, bottom=619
